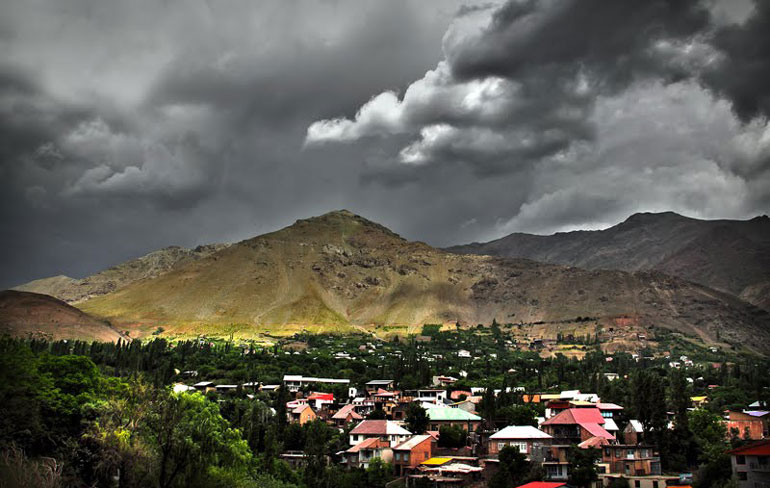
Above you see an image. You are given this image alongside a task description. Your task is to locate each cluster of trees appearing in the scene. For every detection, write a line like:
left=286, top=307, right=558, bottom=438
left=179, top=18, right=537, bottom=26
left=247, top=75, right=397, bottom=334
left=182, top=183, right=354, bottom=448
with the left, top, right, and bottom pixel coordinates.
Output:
left=2, top=330, right=769, bottom=488
left=0, top=338, right=393, bottom=488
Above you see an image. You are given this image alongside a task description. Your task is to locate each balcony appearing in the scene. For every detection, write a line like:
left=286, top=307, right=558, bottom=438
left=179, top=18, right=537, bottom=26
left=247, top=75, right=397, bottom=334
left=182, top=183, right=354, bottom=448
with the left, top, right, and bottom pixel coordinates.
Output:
left=748, top=462, right=770, bottom=472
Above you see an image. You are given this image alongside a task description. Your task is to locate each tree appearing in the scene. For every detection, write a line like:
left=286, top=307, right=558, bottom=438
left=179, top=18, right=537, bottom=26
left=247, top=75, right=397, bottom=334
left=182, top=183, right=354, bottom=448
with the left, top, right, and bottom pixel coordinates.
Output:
left=489, top=446, right=530, bottom=488
left=365, top=458, right=393, bottom=488
left=631, top=370, right=667, bottom=446
left=498, top=405, right=538, bottom=427
left=689, top=410, right=730, bottom=488
left=667, top=369, right=696, bottom=470
left=405, top=403, right=429, bottom=434
left=608, top=478, right=630, bottom=488
left=437, top=425, right=467, bottom=448
left=568, top=446, right=599, bottom=488
left=367, top=407, right=387, bottom=420
left=143, top=391, right=252, bottom=488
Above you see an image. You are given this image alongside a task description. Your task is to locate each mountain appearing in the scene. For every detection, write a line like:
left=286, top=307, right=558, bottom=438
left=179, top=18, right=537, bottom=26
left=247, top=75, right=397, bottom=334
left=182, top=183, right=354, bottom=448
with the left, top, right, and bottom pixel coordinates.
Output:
left=449, top=212, right=770, bottom=310
left=0, top=290, right=127, bottom=342
left=72, top=210, right=770, bottom=352
left=14, top=244, right=230, bottom=303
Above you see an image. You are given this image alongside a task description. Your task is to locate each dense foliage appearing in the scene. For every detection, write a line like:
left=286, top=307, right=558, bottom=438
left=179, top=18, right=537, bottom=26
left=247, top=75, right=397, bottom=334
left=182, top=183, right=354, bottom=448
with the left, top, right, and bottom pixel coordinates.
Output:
left=0, top=325, right=768, bottom=487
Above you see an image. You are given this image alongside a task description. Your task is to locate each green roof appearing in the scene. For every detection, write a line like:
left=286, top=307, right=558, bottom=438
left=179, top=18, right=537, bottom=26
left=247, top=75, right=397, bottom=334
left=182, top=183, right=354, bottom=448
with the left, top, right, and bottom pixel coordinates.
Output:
left=426, top=406, right=481, bottom=421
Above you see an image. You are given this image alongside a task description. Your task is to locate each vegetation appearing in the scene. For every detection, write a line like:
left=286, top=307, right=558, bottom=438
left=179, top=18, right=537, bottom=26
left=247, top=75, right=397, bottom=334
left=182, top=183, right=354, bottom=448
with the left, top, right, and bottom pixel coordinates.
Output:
left=1, top=327, right=768, bottom=487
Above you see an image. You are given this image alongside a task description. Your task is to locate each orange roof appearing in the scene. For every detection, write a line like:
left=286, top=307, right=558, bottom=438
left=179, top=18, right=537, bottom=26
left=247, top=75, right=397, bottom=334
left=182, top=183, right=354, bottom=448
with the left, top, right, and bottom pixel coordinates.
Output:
left=347, top=437, right=390, bottom=453
left=728, top=439, right=770, bottom=456
left=516, top=482, right=568, bottom=488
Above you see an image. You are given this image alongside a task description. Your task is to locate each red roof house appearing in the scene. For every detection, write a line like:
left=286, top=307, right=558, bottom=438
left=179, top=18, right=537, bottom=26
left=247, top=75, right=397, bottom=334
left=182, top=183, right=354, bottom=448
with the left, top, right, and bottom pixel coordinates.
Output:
left=542, top=408, right=615, bottom=443
left=332, top=404, right=363, bottom=426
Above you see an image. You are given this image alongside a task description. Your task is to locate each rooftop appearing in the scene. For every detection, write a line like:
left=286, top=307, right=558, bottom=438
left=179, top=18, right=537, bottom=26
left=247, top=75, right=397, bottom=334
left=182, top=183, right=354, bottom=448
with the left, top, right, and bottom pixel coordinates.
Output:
left=490, top=425, right=552, bottom=440
left=727, top=439, right=770, bottom=456
left=350, top=420, right=412, bottom=436
left=425, top=406, right=481, bottom=421
left=394, top=434, right=433, bottom=450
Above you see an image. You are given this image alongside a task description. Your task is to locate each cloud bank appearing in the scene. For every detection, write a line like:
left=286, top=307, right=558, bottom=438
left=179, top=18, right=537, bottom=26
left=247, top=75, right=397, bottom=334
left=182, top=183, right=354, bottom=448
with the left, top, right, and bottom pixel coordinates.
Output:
left=1, top=0, right=769, bottom=287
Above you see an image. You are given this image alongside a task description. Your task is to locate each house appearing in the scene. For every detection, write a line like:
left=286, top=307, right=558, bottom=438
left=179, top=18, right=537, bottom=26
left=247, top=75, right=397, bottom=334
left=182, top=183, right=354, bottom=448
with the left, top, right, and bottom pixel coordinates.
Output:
left=332, top=404, right=363, bottom=427
left=425, top=406, right=482, bottom=432
left=192, top=381, right=215, bottom=393
left=343, top=438, right=393, bottom=469
left=411, top=458, right=484, bottom=485
left=458, top=350, right=472, bottom=358
left=691, top=396, right=708, bottom=408
left=541, top=408, right=615, bottom=444
left=726, top=411, right=769, bottom=440
left=405, top=389, right=447, bottom=404
left=305, top=392, right=334, bottom=410
left=728, top=439, right=770, bottom=488
left=599, top=474, right=679, bottom=488
left=432, top=375, right=458, bottom=387
left=488, top=425, right=553, bottom=456
left=172, top=383, right=196, bottom=393
left=523, top=394, right=542, bottom=404
left=450, top=390, right=473, bottom=401
left=282, top=375, right=350, bottom=392
left=452, top=398, right=480, bottom=413
left=624, top=420, right=644, bottom=445
left=366, top=380, right=395, bottom=395
left=598, top=402, right=624, bottom=419
left=392, top=434, right=434, bottom=476
left=604, top=373, right=620, bottom=382
left=371, top=389, right=401, bottom=415
left=215, top=384, right=239, bottom=393
left=289, top=404, right=317, bottom=425
left=533, top=444, right=570, bottom=481
left=349, top=420, right=412, bottom=446
left=599, top=444, right=662, bottom=475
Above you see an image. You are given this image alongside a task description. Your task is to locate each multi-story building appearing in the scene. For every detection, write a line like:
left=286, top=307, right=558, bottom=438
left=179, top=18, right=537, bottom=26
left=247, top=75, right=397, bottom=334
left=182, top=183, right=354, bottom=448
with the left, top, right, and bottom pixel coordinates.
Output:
left=729, top=440, right=770, bottom=488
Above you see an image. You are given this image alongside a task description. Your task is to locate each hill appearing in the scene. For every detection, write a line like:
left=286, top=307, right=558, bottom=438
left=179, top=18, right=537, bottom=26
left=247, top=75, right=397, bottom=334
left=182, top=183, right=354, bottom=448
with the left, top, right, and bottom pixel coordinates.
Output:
left=14, top=244, right=229, bottom=303
left=74, top=210, right=770, bottom=352
left=0, top=290, right=127, bottom=342
left=449, top=212, right=770, bottom=310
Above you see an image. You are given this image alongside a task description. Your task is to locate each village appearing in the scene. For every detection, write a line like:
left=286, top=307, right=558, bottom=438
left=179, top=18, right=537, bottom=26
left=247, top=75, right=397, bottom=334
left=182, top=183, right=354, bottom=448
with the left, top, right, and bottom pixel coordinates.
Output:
left=176, top=367, right=770, bottom=488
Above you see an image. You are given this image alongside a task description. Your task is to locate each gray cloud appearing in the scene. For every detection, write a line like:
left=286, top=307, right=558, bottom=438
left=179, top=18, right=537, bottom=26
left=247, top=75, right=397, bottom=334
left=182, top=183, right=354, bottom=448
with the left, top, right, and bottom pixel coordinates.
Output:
left=1, top=0, right=769, bottom=290
left=703, top=0, right=770, bottom=121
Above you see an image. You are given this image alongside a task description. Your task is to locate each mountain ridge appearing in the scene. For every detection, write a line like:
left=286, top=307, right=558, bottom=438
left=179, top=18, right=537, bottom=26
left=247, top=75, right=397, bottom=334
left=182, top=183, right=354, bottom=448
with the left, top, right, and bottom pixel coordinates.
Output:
left=449, top=212, right=770, bottom=310
left=64, top=210, right=770, bottom=352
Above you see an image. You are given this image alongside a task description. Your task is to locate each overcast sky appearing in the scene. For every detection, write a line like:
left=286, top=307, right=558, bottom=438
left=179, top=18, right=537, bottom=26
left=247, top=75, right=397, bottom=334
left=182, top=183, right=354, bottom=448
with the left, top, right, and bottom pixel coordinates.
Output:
left=1, top=0, right=769, bottom=288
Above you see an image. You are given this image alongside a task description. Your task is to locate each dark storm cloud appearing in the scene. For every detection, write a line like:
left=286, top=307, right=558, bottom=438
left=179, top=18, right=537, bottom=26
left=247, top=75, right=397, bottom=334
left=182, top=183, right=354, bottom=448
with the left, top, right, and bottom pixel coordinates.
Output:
left=305, top=0, right=770, bottom=239
left=0, top=0, right=468, bottom=288
left=450, top=0, right=710, bottom=84
left=703, top=0, right=770, bottom=121
left=2, top=0, right=770, bottom=290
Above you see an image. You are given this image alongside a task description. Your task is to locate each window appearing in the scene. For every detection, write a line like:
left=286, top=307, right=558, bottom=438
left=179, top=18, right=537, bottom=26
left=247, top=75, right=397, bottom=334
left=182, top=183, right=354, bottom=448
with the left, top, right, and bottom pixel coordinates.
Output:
left=653, top=481, right=659, bottom=488
left=395, top=453, right=401, bottom=461
left=404, top=453, right=410, bottom=462
left=737, top=455, right=746, bottom=465
left=634, top=481, right=641, bottom=488
left=738, top=472, right=747, bottom=481
left=498, top=442, right=507, bottom=450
